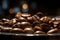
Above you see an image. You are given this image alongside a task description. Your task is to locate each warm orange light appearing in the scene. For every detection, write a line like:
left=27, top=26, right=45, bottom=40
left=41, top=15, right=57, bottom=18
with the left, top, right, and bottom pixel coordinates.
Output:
left=22, top=3, right=28, bottom=9
left=9, top=8, right=14, bottom=14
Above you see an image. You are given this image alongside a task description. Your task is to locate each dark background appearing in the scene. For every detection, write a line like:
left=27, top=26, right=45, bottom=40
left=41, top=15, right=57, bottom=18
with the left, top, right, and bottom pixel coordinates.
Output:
left=0, top=0, right=60, bottom=18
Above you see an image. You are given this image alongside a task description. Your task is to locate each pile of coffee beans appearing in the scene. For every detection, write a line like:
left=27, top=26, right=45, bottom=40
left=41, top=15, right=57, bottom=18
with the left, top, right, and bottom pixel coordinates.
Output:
left=0, top=12, right=60, bottom=34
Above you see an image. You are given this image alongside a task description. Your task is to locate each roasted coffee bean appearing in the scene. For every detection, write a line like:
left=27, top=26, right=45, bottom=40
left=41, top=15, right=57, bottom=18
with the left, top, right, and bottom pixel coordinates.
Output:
left=0, top=25, right=3, bottom=31
left=17, top=17, right=27, bottom=22
left=15, top=12, right=22, bottom=18
left=22, top=13, right=31, bottom=17
left=40, top=16, right=51, bottom=22
left=11, top=28, right=24, bottom=33
left=27, top=17, right=33, bottom=23
left=0, top=22, right=4, bottom=25
left=36, top=12, right=44, bottom=18
left=34, top=26, right=42, bottom=31
left=20, top=22, right=31, bottom=29
left=34, top=30, right=45, bottom=34
left=47, top=28, right=60, bottom=34
left=33, top=15, right=40, bottom=21
left=12, top=22, right=20, bottom=28
left=24, top=27, right=34, bottom=34
left=32, top=21, right=40, bottom=27
left=1, top=27, right=12, bottom=32
left=40, top=23, right=51, bottom=32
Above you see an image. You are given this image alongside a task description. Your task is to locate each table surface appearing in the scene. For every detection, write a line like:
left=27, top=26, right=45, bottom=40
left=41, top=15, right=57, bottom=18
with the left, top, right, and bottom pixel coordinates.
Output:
left=0, top=32, right=60, bottom=36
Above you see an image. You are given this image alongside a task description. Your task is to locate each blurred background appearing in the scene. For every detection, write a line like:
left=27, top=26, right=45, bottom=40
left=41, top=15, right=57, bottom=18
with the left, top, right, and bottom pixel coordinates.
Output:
left=0, top=0, right=60, bottom=18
